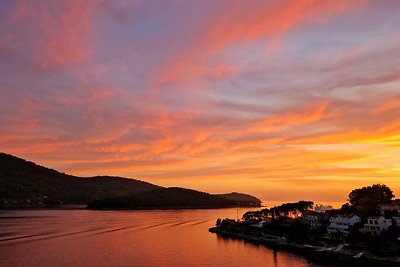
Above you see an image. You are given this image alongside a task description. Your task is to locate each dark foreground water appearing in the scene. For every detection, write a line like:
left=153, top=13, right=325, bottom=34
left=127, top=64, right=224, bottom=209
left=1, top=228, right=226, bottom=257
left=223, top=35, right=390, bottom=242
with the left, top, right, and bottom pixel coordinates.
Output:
left=0, top=208, right=328, bottom=267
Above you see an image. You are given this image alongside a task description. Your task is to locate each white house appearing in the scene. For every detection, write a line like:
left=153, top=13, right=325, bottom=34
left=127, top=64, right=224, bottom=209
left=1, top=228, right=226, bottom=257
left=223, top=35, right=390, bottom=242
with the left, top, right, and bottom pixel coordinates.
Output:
left=327, top=214, right=361, bottom=236
left=361, top=216, right=392, bottom=236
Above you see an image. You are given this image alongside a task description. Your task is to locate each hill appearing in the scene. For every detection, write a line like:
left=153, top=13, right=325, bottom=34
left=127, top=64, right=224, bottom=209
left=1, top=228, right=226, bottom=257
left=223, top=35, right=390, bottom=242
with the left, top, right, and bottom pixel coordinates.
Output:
left=0, top=153, right=159, bottom=208
left=214, top=192, right=262, bottom=207
left=87, top=187, right=255, bottom=210
left=0, top=153, right=262, bottom=209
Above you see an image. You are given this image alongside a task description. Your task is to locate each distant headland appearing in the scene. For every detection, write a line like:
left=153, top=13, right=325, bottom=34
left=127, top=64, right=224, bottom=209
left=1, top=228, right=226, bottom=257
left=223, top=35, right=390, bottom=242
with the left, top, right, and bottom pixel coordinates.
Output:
left=0, top=152, right=262, bottom=209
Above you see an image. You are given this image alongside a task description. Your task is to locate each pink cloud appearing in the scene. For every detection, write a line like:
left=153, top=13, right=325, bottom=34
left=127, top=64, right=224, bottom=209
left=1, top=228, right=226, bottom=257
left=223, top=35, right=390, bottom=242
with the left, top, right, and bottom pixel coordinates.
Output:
left=9, top=0, right=97, bottom=69
left=153, top=0, right=370, bottom=86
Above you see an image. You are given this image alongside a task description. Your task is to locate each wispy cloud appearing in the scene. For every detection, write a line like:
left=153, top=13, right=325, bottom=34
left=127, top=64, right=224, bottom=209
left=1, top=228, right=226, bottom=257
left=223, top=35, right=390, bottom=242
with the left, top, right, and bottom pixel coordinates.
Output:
left=1, top=0, right=400, bottom=202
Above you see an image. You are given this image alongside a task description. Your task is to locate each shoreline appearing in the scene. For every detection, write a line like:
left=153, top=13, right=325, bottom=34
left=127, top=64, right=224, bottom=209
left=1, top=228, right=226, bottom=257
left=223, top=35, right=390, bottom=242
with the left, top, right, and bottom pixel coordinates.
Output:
left=0, top=205, right=87, bottom=210
left=209, top=227, right=400, bottom=267
left=86, top=205, right=260, bottom=211
left=0, top=205, right=260, bottom=211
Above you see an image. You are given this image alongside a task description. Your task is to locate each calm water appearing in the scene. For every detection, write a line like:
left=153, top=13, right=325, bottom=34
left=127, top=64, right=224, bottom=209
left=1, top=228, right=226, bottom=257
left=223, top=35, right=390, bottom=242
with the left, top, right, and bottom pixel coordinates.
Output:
left=0, top=208, right=328, bottom=267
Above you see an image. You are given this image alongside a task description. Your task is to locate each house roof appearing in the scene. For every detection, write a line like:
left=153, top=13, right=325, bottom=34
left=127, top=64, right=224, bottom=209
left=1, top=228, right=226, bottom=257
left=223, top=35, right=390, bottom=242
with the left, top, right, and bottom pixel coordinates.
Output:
left=330, top=214, right=359, bottom=219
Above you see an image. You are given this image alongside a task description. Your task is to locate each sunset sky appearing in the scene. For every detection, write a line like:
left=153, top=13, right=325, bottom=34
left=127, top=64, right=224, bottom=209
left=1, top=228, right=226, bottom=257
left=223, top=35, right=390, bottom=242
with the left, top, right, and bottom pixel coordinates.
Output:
left=1, top=0, right=399, bottom=205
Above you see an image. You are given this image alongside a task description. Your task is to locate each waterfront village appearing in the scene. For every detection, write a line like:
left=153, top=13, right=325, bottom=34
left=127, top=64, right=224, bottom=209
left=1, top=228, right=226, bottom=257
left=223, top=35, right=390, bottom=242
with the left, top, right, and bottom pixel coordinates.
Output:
left=211, top=184, right=400, bottom=265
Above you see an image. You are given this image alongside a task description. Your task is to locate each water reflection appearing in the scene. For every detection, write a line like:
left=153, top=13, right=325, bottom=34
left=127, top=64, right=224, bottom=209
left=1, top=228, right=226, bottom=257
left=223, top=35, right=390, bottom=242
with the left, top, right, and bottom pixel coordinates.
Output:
left=0, top=209, right=328, bottom=267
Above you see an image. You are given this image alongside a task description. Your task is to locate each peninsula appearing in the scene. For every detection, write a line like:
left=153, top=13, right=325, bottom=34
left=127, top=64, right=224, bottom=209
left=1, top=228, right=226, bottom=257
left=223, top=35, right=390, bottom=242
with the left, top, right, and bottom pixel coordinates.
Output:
left=210, top=184, right=400, bottom=266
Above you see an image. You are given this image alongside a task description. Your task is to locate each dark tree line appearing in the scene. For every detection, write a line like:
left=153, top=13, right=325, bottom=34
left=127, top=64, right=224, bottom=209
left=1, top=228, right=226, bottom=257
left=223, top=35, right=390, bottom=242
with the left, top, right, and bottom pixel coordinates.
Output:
left=348, top=184, right=394, bottom=208
left=243, top=200, right=314, bottom=221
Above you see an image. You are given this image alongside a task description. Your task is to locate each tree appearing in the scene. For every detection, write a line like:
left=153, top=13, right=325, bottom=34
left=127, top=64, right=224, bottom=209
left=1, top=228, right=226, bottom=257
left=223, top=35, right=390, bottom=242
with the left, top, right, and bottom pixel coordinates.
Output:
left=348, top=184, right=394, bottom=208
left=297, top=201, right=314, bottom=215
left=340, top=203, right=357, bottom=214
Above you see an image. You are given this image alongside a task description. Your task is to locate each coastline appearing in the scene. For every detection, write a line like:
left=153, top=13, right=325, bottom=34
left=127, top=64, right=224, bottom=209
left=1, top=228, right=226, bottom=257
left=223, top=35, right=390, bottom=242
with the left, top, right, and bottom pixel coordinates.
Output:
left=86, top=205, right=260, bottom=211
left=0, top=204, right=87, bottom=210
left=0, top=204, right=259, bottom=211
left=209, top=227, right=400, bottom=267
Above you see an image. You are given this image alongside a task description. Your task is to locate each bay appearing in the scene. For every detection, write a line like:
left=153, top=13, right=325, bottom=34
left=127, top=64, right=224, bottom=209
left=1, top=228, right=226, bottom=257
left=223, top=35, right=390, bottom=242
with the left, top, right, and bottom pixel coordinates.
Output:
left=0, top=208, right=329, bottom=267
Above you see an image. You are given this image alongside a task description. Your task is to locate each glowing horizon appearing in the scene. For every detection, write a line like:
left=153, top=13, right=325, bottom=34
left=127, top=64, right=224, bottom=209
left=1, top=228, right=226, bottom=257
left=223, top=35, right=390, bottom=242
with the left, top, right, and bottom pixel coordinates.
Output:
left=1, top=0, right=399, bottom=204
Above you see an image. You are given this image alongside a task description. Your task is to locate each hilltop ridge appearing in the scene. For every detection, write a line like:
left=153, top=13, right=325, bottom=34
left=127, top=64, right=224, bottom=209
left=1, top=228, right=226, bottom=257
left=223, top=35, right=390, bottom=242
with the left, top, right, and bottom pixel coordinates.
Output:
left=0, top=153, right=262, bottom=209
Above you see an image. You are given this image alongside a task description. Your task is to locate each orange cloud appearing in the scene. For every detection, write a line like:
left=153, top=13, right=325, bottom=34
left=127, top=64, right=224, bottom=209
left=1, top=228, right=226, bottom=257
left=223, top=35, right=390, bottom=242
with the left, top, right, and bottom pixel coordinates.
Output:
left=371, top=96, right=400, bottom=115
left=232, top=101, right=338, bottom=137
left=260, top=101, right=335, bottom=126
left=4, top=0, right=400, bottom=204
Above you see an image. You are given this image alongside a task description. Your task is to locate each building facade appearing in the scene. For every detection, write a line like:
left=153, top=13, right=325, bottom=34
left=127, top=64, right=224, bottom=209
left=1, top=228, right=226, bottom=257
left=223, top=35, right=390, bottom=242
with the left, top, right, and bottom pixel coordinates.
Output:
left=327, top=214, right=361, bottom=236
left=361, top=216, right=392, bottom=236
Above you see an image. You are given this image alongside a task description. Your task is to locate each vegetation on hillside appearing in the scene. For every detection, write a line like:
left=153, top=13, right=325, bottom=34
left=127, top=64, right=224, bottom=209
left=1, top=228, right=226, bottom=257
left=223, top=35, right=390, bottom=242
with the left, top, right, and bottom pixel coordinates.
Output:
left=0, top=153, right=262, bottom=209
left=87, top=187, right=260, bottom=209
left=0, top=153, right=159, bottom=207
left=214, top=192, right=262, bottom=207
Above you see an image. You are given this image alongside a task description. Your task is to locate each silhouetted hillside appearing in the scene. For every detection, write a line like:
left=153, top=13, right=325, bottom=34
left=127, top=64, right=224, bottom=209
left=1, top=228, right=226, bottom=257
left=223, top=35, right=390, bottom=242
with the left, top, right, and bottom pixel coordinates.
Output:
left=87, top=187, right=254, bottom=209
left=214, top=192, right=262, bottom=206
left=0, top=153, right=262, bottom=209
left=0, top=153, right=160, bottom=208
